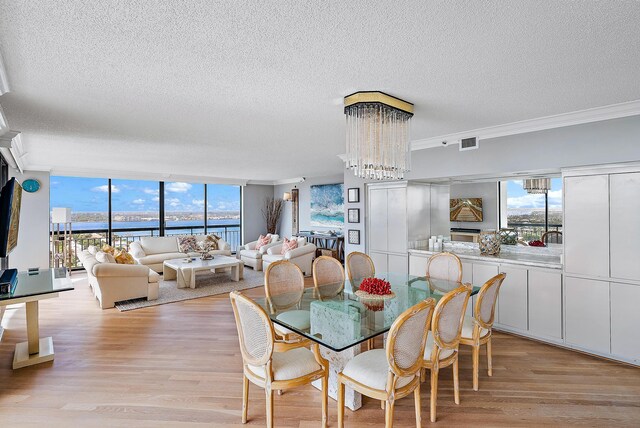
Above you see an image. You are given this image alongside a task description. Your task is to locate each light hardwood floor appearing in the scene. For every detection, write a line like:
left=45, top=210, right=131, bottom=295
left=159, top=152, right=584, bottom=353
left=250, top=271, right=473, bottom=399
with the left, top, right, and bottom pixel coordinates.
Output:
left=0, top=272, right=639, bottom=427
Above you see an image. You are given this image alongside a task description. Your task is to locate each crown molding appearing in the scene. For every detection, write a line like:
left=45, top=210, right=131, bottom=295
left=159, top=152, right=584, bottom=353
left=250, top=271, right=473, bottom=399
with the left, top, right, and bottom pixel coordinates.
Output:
left=411, top=99, right=640, bottom=150
left=0, top=51, right=9, bottom=95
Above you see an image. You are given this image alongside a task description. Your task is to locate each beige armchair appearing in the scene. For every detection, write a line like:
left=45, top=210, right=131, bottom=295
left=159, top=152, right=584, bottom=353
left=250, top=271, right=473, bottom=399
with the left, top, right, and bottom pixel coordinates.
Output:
left=262, top=237, right=317, bottom=276
left=236, top=234, right=281, bottom=271
left=79, top=250, right=159, bottom=309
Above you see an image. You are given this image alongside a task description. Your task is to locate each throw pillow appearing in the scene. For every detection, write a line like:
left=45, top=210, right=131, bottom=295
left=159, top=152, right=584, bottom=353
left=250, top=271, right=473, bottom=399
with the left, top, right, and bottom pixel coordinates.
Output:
left=87, top=245, right=98, bottom=255
left=101, top=244, right=116, bottom=255
left=204, top=234, right=219, bottom=251
left=114, top=249, right=135, bottom=264
left=96, top=251, right=117, bottom=264
left=255, top=234, right=272, bottom=251
left=178, top=236, right=197, bottom=253
left=281, top=237, right=299, bottom=255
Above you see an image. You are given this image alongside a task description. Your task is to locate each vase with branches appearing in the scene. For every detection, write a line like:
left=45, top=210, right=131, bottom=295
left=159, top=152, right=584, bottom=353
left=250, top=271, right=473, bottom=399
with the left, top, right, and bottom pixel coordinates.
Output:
left=262, top=196, right=284, bottom=234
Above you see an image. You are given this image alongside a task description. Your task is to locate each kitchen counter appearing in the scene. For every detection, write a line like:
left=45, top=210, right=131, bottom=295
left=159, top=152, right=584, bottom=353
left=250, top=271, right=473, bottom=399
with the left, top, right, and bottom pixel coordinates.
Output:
left=409, top=241, right=562, bottom=270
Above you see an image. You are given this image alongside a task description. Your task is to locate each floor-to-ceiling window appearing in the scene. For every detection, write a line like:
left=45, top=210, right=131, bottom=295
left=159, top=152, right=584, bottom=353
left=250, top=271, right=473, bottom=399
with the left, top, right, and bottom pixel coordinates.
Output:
left=501, top=178, right=562, bottom=241
left=50, top=176, right=242, bottom=268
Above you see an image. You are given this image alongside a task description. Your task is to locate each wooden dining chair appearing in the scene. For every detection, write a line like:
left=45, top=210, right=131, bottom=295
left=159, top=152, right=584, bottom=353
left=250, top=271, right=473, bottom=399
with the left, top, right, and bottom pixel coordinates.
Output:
left=426, top=252, right=463, bottom=282
left=264, top=260, right=309, bottom=344
left=459, top=273, right=507, bottom=391
left=542, top=230, right=563, bottom=244
left=421, top=284, right=472, bottom=423
left=312, top=255, right=345, bottom=299
left=337, top=298, right=436, bottom=428
left=229, top=291, right=329, bottom=428
left=346, top=251, right=375, bottom=283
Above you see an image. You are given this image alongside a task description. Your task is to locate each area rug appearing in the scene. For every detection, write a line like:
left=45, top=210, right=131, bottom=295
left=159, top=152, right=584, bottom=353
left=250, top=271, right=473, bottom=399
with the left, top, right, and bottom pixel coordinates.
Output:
left=115, top=267, right=263, bottom=311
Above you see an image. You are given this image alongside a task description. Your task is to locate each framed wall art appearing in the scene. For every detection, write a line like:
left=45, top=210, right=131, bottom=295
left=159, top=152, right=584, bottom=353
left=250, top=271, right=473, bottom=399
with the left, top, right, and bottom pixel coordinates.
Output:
left=348, top=208, right=360, bottom=223
left=347, top=187, right=360, bottom=203
left=348, top=229, right=360, bottom=245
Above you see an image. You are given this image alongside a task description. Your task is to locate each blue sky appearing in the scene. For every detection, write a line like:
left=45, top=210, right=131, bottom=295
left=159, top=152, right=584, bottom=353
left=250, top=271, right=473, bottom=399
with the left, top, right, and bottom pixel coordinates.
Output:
left=50, top=176, right=240, bottom=213
left=506, top=178, right=562, bottom=210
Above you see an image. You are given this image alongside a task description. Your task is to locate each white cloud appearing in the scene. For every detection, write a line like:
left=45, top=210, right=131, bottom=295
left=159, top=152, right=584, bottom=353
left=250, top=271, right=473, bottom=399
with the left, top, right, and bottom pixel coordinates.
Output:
left=166, top=182, right=192, bottom=193
left=547, top=189, right=562, bottom=209
left=144, top=188, right=159, bottom=195
left=167, top=197, right=181, bottom=208
left=192, top=199, right=205, bottom=208
left=152, top=196, right=160, bottom=202
left=92, top=184, right=119, bottom=193
left=132, top=198, right=145, bottom=204
left=507, top=189, right=562, bottom=209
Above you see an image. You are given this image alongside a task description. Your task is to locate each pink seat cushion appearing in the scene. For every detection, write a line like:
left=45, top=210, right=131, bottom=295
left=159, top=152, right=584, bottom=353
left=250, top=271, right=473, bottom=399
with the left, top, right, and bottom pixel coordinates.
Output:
left=281, top=237, right=299, bottom=255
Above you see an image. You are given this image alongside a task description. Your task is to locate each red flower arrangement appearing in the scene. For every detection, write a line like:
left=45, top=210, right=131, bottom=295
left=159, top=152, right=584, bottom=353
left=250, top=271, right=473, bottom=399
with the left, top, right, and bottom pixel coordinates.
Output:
left=359, top=277, right=392, bottom=295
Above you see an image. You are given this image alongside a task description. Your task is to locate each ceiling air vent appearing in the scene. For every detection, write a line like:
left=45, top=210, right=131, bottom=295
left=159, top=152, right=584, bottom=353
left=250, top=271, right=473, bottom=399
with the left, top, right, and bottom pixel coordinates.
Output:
left=459, top=137, right=479, bottom=151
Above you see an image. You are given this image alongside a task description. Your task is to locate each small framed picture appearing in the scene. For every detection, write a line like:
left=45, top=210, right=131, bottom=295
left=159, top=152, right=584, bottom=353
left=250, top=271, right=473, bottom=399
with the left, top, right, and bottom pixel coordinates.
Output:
left=347, top=187, right=360, bottom=203
left=348, top=229, right=360, bottom=245
left=348, top=208, right=360, bottom=223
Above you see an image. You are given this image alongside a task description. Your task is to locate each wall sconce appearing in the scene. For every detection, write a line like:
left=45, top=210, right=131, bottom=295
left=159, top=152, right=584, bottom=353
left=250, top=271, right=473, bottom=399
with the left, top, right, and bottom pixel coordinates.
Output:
left=283, top=192, right=292, bottom=201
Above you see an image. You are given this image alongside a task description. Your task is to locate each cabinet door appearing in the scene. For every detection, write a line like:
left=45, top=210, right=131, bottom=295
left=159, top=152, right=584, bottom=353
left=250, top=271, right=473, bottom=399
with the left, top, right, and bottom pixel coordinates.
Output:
left=368, top=188, right=388, bottom=252
left=564, top=175, right=609, bottom=278
left=610, top=282, right=640, bottom=363
left=565, top=276, right=610, bottom=354
left=387, top=187, right=407, bottom=253
left=409, top=254, right=428, bottom=277
left=610, top=173, right=640, bottom=281
left=369, top=251, right=388, bottom=274
left=388, top=254, right=408, bottom=276
left=528, top=269, right=562, bottom=339
left=497, top=265, right=528, bottom=331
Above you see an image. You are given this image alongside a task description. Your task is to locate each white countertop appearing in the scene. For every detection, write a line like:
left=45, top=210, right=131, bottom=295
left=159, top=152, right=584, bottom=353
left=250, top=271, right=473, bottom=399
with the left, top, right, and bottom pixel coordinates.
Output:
left=408, top=242, right=562, bottom=270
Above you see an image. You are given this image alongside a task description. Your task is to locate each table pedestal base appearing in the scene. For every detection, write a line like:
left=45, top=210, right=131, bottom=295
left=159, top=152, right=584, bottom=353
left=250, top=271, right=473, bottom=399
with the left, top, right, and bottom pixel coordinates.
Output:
left=312, top=345, right=362, bottom=411
left=13, top=337, right=54, bottom=369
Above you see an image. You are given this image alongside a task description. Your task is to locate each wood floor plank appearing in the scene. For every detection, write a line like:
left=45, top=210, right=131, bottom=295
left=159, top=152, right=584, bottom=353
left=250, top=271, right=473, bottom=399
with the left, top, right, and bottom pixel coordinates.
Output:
left=0, top=272, right=638, bottom=427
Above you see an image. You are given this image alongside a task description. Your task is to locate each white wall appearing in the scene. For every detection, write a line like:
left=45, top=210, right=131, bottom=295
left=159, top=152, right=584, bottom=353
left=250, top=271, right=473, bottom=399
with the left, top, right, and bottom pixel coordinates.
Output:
left=241, top=184, right=274, bottom=244
left=8, top=169, right=50, bottom=271
left=449, top=182, right=498, bottom=230
left=274, top=174, right=344, bottom=238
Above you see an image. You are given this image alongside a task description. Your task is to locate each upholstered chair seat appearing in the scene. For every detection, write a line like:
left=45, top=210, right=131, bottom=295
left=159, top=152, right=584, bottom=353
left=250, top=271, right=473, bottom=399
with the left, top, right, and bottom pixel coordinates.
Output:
left=423, top=333, right=455, bottom=361
left=247, top=347, right=322, bottom=381
left=460, top=316, right=490, bottom=340
left=341, top=349, right=415, bottom=391
left=274, top=309, right=311, bottom=336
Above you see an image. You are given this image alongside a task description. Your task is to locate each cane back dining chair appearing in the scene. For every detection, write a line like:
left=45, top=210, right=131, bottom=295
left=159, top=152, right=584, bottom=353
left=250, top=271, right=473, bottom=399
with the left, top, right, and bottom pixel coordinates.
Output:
left=459, top=273, right=507, bottom=391
left=229, top=291, right=329, bottom=428
left=312, top=255, right=345, bottom=300
left=346, top=251, right=375, bottom=283
left=264, top=260, right=310, bottom=344
left=421, top=284, right=472, bottom=422
left=541, top=230, right=563, bottom=244
left=426, top=252, right=463, bottom=283
left=337, top=298, right=437, bottom=428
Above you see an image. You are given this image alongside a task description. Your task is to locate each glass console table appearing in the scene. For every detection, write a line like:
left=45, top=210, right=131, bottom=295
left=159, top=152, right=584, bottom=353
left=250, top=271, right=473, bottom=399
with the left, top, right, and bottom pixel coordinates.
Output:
left=254, top=272, right=479, bottom=410
left=0, top=269, right=74, bottom=369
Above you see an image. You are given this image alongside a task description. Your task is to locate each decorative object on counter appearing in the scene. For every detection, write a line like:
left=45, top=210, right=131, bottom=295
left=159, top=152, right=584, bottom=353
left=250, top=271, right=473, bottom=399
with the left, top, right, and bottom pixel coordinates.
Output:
left=348, top=229, right=360, bottom=245
left=355, top=277, right=395, bottom=301
left=347, top=187, right=360, bottom=203
left=344, top=91, right=413, bottom=180
left=498, top=228, right=518, bottom=245
left=523, top=178, right=551, bottom=194
left=479, top=230, right=501, bottom=255
left=528, top=240, right=546, bottom=247
left=348, top=208, right=360, bottom=223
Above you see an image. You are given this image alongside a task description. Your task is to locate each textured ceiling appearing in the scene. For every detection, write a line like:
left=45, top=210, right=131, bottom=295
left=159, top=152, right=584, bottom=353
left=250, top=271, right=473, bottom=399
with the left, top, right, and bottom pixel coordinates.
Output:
left=0, top=1, right=639, bottom=181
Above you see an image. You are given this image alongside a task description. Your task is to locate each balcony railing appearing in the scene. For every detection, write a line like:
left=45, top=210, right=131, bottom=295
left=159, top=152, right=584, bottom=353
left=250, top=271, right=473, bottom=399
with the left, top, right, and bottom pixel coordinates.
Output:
left=506, top=223, right=562, bottom=242
left=51, top=224, right=241, bottom=269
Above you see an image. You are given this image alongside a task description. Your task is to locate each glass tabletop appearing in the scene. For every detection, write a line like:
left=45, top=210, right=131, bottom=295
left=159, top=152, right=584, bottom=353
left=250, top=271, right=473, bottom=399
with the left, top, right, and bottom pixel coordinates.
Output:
left=254, top=272, right=480, bottom=352
left=0, top=268, right=74, bottom=301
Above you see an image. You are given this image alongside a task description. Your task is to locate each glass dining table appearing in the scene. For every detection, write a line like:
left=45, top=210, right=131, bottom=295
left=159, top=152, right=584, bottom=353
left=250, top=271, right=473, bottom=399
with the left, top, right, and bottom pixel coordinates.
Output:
left=253, top=272, right=480, bottom=410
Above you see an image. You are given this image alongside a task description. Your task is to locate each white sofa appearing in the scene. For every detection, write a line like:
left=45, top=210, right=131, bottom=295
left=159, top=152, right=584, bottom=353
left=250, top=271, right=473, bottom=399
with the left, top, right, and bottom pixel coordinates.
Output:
left=78, top=249, right=160, bottom=309
left=236, top=234, right=281, bottom=271
left=262, top=237, right=317, bottom=276
left=129, top=235, right=232, bottom=273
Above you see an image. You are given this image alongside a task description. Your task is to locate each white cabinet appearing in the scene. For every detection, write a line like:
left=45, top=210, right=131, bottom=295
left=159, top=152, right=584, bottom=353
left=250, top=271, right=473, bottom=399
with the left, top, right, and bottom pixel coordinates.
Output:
left=497, top=265, right=528, bottom=331
left=368, top=188, right=389, bottom=253
left=388, top=254, right=408, bottom=276
left=564, top=175, right=609, bottom=278
left=387, top=188, right=407, bottom=254
left=471, top=263, right=498, bottom=319
left=528, top=269, right=562, bottom=339
left=610, top=173, right=640, bottom=281
left=610, top=282, right=640, bottom=363
left=409, top=254, right=427, bottom=276
left=565, top=276, right=610, bottom=354
left=369, top=251, right=388, bottom=274
left=461, top=262, right=473, bottom=284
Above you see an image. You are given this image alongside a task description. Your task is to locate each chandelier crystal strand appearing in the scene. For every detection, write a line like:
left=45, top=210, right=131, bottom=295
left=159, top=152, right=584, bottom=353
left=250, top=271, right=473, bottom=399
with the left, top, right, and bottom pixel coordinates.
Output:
left=344, top=93, right=413, bottom=180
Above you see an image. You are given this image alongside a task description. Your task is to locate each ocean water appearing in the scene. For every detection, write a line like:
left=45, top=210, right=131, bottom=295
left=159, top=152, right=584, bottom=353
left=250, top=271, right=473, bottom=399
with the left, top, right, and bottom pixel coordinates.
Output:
left=68, top=218, right=240, bottom=233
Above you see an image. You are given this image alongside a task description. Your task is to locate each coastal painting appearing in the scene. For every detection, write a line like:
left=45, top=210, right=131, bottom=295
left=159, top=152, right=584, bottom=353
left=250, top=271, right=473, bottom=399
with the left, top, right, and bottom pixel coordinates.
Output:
left=310, top=183, right=344, bottom=227
left=450, top=198, right=483, bottom=222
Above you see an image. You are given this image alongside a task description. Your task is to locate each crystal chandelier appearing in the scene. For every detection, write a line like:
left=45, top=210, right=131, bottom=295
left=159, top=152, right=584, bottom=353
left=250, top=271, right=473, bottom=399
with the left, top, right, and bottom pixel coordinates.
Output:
left=344, top=91, right=413, bottom=180
left=523, top=178, right=551, bottom=194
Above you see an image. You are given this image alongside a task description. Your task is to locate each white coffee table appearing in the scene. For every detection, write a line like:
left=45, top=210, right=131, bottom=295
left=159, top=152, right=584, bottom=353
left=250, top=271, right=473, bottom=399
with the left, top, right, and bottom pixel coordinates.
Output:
left=163, top=256, right=244, bottom=289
